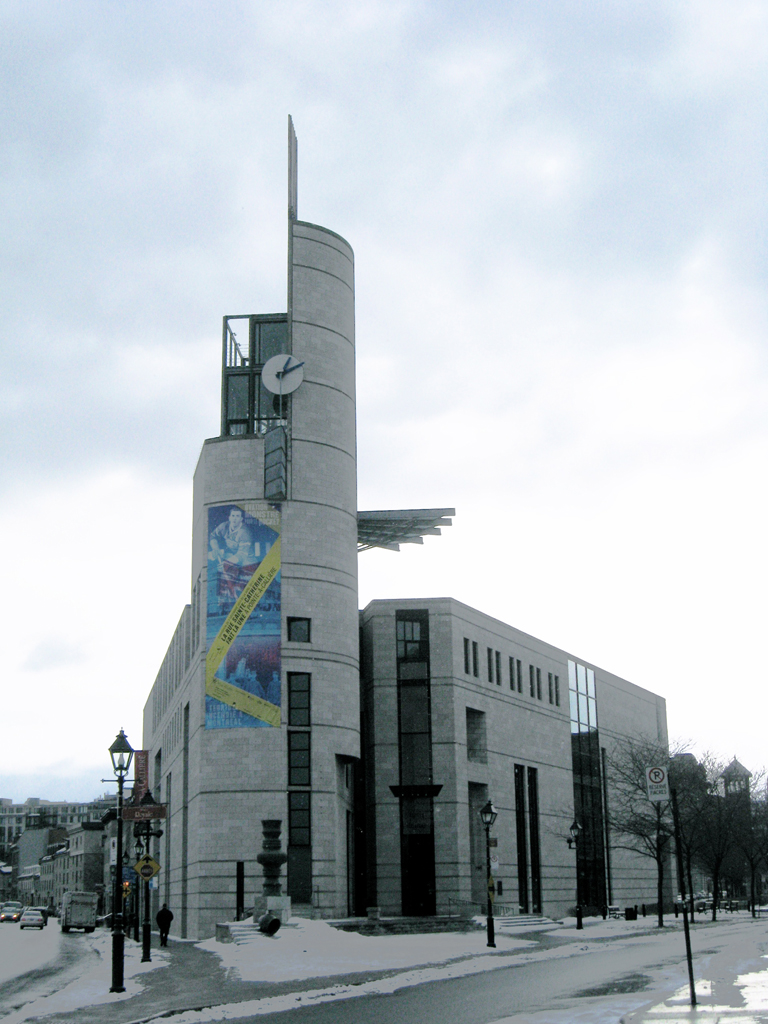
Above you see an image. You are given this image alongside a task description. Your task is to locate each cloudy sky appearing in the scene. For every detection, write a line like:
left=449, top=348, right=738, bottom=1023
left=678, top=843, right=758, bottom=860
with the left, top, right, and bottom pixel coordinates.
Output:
left=2, top=0, right=767, bottom=802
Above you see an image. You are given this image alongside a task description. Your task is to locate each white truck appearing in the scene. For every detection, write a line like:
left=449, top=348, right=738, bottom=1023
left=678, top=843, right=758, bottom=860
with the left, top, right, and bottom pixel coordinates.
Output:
left=60, top=891, right=98, bottom=933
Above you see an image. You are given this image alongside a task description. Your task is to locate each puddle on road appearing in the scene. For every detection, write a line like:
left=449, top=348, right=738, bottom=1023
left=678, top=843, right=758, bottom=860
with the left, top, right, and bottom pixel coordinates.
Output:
left=576, top=972, right=652, bottom=997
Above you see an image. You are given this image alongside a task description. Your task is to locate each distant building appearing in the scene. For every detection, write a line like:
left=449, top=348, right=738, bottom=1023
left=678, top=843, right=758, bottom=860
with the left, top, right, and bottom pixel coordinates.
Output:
left=1, top=795, right=115, bottom=901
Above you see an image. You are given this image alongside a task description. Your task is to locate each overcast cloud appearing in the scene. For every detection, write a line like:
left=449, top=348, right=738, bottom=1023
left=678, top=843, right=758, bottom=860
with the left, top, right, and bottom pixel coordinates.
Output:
left=2, top=0, right=767, bottom=800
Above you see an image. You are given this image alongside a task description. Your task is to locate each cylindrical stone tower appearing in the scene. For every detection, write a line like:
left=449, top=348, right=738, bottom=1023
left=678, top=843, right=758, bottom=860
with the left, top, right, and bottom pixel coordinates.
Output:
left=144, top=122, right=359, bottom=937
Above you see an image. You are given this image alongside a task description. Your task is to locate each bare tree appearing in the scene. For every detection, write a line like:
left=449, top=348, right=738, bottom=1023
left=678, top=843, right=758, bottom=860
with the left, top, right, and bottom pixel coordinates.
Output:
left=605, top=737, right=675, bottom=928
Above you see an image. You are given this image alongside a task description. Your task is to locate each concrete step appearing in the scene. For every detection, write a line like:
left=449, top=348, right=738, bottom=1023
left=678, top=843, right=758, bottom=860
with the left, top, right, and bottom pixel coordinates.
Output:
left=494, top=915, right=558, bottom=931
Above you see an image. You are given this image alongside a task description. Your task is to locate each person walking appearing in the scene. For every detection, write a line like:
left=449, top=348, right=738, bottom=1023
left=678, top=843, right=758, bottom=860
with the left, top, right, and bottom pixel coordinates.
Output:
left=156, top=903, right=174, bottom=946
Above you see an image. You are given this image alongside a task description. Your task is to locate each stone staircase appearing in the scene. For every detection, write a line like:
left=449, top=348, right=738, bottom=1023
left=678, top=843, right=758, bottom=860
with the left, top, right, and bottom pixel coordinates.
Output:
left=494, top=914, right=559, bottom=932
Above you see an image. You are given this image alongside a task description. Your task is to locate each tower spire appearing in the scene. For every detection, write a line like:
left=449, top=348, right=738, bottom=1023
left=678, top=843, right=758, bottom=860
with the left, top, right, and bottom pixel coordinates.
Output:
left=288, top=116, right=298, bottom=222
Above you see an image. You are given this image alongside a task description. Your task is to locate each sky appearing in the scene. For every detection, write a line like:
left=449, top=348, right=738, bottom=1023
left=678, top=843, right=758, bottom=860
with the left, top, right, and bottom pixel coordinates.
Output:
left=2, top=0, right=768, bottom=801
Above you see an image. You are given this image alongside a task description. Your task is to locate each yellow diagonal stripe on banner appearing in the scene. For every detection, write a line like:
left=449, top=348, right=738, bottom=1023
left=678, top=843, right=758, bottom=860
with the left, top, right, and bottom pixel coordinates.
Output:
left=206, top=536, right=281, bottom=708
left=205, top=677, right=281, bottom=727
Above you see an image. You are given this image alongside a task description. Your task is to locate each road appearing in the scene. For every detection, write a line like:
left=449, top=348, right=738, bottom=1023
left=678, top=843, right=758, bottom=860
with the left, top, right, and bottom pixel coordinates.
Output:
left=0, top=920, right=100, bottom=1017
left=218, top=918, right=768, bottom=1024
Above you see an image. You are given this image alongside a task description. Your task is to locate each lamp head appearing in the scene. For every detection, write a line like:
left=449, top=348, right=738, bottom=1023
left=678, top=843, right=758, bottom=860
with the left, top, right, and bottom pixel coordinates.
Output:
left=480, top=799, right=498, bottom=828
left=109, top=729, right=134, bottom=777
left=567, top=819, right=581, bottom=848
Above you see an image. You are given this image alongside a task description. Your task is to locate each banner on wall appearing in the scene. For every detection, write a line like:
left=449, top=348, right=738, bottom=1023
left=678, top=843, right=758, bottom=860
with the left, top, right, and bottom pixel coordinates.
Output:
left=205, top=502, right=281, bottom=728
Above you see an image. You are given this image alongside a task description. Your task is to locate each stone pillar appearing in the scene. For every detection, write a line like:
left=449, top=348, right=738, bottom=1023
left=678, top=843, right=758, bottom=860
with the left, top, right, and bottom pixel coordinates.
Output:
left=255, top=820, right=291, bottom=921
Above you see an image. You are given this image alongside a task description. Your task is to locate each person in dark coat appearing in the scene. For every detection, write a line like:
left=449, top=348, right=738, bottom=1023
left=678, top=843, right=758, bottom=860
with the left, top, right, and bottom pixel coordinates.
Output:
left=156, top=903, right=174, bottom=946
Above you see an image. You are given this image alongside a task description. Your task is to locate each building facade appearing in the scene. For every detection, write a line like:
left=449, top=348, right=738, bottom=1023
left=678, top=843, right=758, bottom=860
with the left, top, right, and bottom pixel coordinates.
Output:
left=360, top=598, right=667, bottom=920
left=141, top=121, right=670, bottom=938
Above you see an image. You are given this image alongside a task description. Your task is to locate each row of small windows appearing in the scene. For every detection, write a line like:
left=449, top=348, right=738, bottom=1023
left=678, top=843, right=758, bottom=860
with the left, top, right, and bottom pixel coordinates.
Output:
left=463, top=638, right=560, bottom=706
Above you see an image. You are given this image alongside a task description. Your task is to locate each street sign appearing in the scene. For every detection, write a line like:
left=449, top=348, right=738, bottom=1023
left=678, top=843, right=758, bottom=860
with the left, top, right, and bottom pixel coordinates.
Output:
left=134, top=855, right=161, bottom=880
left=488, top=837, right=498, bottom=848
left=487, top=878, right=496, bottom=901
left=123, top=804, right=167, bottom=821
left=645, top=765, right=669, bottom=803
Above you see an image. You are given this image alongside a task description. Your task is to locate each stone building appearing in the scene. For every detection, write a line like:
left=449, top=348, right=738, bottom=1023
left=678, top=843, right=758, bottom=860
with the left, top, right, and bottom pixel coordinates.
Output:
left=142, top=120, right=669, bottom=938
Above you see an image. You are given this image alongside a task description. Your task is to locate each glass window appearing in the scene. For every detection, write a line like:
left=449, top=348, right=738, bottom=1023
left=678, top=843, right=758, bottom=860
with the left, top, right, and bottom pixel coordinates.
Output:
left=555, top=675, right=560, bottom=707
left=288, top=791, right=310, bottom=847
left=588, top=696, right=597, bottom=727
left=517, top=659, right=522, bottom=693
left=529, top=665, right=535, bottom=698
left=287, top=617, right=311, bottom=643
left=227, top=375, right=249, bottom=422
left=495, top=651, right=501, bottom=686
left=464, top=638, right=471, bottom=675
left=258, top=321, right=288, bottom=363
left=288, top=732, right=310, bottom=786
left=568, top=659, right=577, bottom=690
left=577, top=663, right=587, bottom=694
left=548, top=672, right=554, bottom=704
left=487, top=648, right=493, bottom=683
left=472, top=641, right=479, bottom=677
left=466, top=708, right=487, bottom=763
left=586, top=668, right=596, bottom=698
left=536, top=668, right=542, bottom=701
left=288, top=673, right=310, bottom=726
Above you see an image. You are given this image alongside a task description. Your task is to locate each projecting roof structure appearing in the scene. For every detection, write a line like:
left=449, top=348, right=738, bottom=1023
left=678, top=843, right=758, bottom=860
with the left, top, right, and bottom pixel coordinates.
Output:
left=357, top=508, right=455, bottom=552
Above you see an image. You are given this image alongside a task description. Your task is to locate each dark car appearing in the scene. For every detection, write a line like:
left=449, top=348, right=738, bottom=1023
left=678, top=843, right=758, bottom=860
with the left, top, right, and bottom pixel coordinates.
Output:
left=0, top=902, right=23, bottom=923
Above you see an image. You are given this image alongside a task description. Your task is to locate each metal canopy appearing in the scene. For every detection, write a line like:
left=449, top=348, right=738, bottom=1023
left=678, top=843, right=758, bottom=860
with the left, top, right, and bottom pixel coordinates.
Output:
left=357, top=508, right=455, bottom=552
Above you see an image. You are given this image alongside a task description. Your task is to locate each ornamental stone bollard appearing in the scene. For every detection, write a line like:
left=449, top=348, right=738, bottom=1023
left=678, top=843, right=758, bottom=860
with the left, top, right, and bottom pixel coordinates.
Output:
left=254, top=819, right=291, bottom=922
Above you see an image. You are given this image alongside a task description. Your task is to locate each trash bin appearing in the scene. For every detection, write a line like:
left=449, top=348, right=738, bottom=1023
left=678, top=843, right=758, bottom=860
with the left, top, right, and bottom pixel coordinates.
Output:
left=625, top=907, right=637, bottom=921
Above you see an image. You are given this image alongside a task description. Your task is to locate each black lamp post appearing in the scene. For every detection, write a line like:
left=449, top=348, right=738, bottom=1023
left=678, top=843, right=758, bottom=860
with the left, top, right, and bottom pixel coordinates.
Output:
left=567, top=819, right=582, bottom=930
left=480, top=799, right=498, bottom=948
left=109, top=729, right=133, bottom=993
left=134, top=818, right=163, bottom=962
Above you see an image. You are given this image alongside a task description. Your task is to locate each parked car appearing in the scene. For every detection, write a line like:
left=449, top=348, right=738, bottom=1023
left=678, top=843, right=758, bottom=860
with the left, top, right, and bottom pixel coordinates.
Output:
left=0, top=902, right=23, bottom=923
left=19, top=909, right=45, bottom=930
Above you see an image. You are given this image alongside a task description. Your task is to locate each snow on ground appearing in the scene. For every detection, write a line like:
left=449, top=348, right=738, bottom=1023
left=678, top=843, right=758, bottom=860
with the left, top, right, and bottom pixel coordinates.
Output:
left=0, top=929, right=169, bottom=1024
left=197, top=918, right=535, bottom=982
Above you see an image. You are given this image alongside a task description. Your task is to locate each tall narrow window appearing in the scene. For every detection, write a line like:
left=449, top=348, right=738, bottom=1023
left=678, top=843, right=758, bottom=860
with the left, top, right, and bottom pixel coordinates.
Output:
left=528, top=767, right=542, bottom=914
left=288, top=731, right=311, bottom=786
left=514, top=764, right=528, bottom=914
left=288, top=673, right=311, bottom=726
left=288, top=791, right=312, bottom=902
left=548, top=672, right=554, bottom=704
left=529, top=664, right=535, bottom=698
left=516, top=659, right=522, bottom=693
left=495, top=651, right=501, bottom=686
left=463, top=638, right=471, bottom=675
left=509, top=656, right=515, bottom=691
left=536, top=668, right=542, bottom=701
left=465, top=709, right=487, bottom=764
left=472, top=641, right=479, bottom=678
left=555, top=675, right=560, bottom=707
left=486, top=648, right=493, bottom=683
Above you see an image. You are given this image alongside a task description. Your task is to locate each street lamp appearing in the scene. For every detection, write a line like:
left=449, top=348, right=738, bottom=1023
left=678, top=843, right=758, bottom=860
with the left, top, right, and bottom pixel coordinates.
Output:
left=109, top=729, right=133, bottom=993
left=480, top=799, right=498, bottom=948
left=567, top=819, right=582, bottom=930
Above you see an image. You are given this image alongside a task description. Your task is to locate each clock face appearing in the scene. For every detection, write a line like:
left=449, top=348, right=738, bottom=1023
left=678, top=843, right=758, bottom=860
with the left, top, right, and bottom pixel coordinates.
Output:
left=261, top=353, right=305, bottom=395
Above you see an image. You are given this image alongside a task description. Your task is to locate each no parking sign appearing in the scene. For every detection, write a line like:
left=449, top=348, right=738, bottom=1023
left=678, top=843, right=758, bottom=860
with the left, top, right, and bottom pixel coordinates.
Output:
left=645, top=765, right=669, bottom=802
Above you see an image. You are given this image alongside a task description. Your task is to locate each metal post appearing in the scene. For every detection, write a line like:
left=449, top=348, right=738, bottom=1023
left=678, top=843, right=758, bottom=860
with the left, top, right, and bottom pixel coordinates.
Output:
left=671, top=789, right=696, bottom=1007
left=110, top=773, right=125, bottom=993
left=485, top=822, right=495, bottom=948
left=141, top=822, right=152, bottom=962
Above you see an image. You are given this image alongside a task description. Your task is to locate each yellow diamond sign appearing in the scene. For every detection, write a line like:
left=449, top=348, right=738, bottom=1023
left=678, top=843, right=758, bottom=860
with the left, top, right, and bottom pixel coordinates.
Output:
left=134, top=855, right=161, bottom=880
